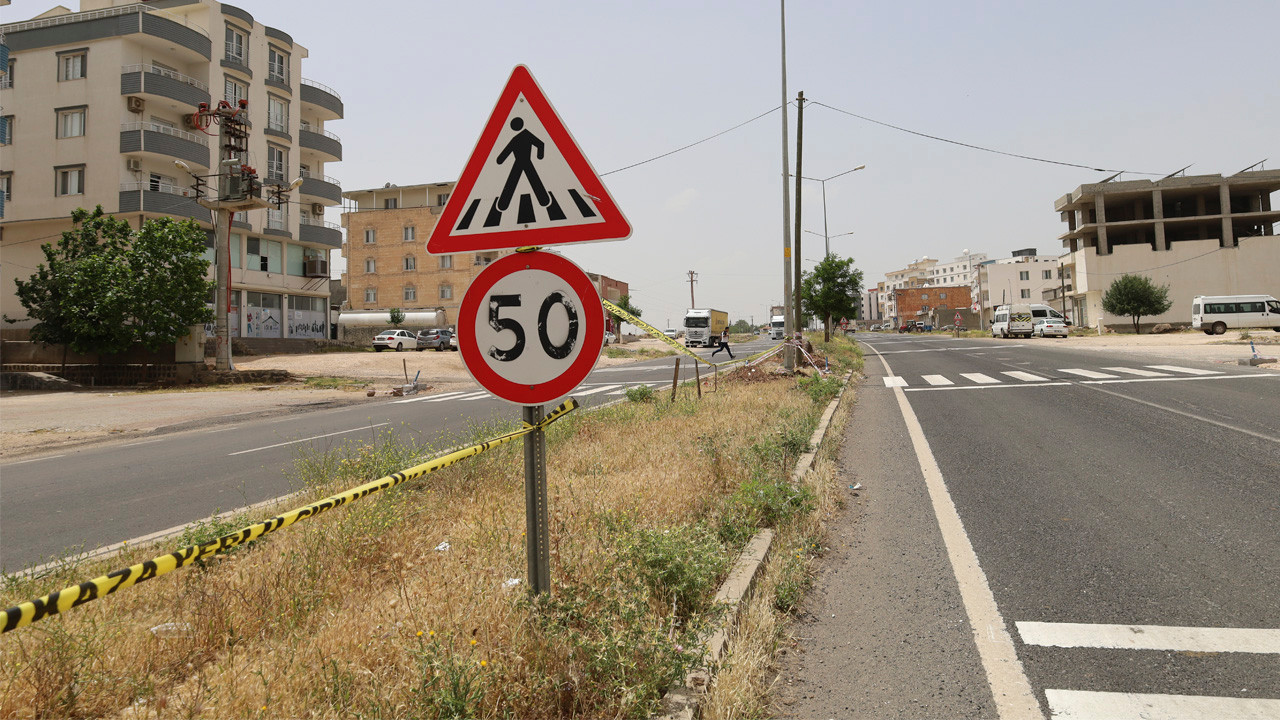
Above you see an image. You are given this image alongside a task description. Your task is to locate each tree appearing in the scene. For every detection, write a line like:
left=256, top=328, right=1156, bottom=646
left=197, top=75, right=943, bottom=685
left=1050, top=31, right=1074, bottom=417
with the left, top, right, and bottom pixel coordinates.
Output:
left=607, top=294, right=642, bottom=343
left=388, top=308, right=406, bottom=327
left=800, top=255, right=863, bottom=342
left=729, top=319, right=753, bottom=334
left=9, top=206, right=214, bottom=360
left=1101, top=273, right=1172, bottom=333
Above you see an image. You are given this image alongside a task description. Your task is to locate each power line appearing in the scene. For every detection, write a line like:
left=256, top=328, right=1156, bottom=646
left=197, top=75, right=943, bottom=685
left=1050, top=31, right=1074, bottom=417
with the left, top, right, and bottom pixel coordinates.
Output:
left=600, top=105, right=783, bottom=177
left=809, top=100, right=1166, bottom=176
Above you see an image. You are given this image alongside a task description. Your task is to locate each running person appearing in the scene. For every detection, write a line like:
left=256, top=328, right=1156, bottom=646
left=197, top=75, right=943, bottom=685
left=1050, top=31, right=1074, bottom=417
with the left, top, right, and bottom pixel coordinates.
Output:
left=711, top=328, right=734, bottom=359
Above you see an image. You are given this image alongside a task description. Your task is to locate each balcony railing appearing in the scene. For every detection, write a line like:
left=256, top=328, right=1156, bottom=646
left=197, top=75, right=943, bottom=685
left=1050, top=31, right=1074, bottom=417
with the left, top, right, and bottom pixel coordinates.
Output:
left=2, top=3, right=208, bottom=37
left=224, top=42, right=246, bottom=65
left=299, top=122, right=341, bottom=142
left=121, top=121, right=207, bottom=146
left=268, top=63, right=289, bottom=85
left=120, top=180, right=193, bottom=196
left=300, top=78, right=341, bottom=100
left=122, top=63, right=207, bottom=92
left=300, top=215, right=340, bottom=230
left=299, top=169, right=341, bottom=185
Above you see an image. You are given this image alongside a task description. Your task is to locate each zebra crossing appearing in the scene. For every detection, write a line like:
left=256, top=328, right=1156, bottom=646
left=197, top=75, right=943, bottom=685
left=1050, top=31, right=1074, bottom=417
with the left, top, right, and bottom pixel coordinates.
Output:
left=883, top=365, right=1232, bottom=389
left=390, top=381, right=670, bottom=404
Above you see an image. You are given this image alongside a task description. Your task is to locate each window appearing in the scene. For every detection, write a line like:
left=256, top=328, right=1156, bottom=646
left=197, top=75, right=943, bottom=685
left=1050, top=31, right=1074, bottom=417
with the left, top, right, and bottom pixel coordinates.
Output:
left=1020, top=289, right=1031, bottom=299
left=921, top=293, right=929, bottom=300
left=403, top=226, right=415, bottom=242
left=57, top=108, right=86, bottom=138
left=232, top=210, right=249, bottom=225
left=224, top=77, right=247, bottom=106
left=268, top=47, right=289, bottom=83
left=246, top=237, right=282, bottom=272
left=439, top=255, right=453, bottom=269
left=364, top=288, right=377, bottom=303
left=149, top=173, right=176, bottom=192
left=384, top=198, right=399, bottom=209
left=439, top=284, right=453, bottom=300
left=363, top=228, right=376, bottom=244
left=267, top=96, right=288, bottom=132
left=59, top=51, right=86, bottom=81
left=1019, top=271, right=1029, bottom=281
left=0, top=173, right=11, bottom=202
left=403, top=256, right=416, bottom=271
left=2, top=59, right=13, bottom=89
left=225, top=25, right=247, bottom=64
left=56, top=166, right=84, bottom=196
left=229, top=233, right=242, bottom=268
left=267, top=206, right=287, bottom=231
left=365, top=258, right=376, bottom=273
left=1043, top=270, right=1053, bottom=280
left=287, top=244, right=305, bottom=276
left=404, top=286, right=417, bottom=302
left=939, top=292, right=947, bottom=299
left=267, top=145, right=286, bottom=182
left=438, top=192, right=450, bottom=206
left=0, top=116, right=12, bottom=145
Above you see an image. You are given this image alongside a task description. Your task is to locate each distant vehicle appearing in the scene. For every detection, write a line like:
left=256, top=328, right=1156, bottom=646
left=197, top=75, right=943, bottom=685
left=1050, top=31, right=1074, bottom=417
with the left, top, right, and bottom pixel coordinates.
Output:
left=1029, top=303, right=1071, bottom=325
left=416, top=328, right=455, bottom=351
left=663, top=328, right=678, bottom=339
left=991, top=304, right=1034, bottom=338
left=1192, top=294, right=1280, bottom=335
left=373, top=329, right=416, bottom=352
left=685, top=308, right=728, bottom=347
left=1033, top=318, right=1069, bottom=338
left=898, top=321, right=923, bottom=333
left=769, top=314, right=786, bottom=340
left=603, top=331, right=616, bottom=344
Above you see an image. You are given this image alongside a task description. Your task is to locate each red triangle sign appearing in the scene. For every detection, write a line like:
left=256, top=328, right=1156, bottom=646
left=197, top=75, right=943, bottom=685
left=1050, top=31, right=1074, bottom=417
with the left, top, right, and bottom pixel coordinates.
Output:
left=427, top=65, right=631, bottom=253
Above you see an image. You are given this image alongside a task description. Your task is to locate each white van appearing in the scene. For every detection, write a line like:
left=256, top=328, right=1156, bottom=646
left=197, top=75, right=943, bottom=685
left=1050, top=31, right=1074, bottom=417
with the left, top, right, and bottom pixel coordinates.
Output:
left=1192, top=295, right=1280, bottom=335
left=990, top=304, right=1034, bottom=338
left=1029, top=304, right=1070, bottom=325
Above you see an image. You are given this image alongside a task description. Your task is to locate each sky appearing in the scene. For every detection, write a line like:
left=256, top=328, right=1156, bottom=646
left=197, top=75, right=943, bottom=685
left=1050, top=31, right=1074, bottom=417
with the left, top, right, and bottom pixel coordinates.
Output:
left=20, top=0, right=1278, bottom=329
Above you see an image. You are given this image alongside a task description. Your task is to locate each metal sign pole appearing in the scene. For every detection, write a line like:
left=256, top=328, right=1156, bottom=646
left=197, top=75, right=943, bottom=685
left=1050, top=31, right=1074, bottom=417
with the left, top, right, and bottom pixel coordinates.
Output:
left=523, top=404, right=551, bottom=594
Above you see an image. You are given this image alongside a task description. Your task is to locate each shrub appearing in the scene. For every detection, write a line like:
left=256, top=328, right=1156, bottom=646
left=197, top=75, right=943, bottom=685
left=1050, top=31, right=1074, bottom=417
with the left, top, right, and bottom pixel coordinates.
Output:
left=625, top=384, right=655, bottom=403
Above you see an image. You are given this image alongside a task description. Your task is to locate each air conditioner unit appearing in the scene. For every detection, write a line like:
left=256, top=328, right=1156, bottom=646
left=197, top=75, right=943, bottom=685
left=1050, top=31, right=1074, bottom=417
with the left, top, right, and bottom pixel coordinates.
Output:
left=126, top=158, right=143, bottom=172
left=311, top=203, right=325, bottom=215
left=127, top=96, right=145, bottom=113
left=303, top=258, right=329, bottom=278
left=183, top=113, right=201, bottom=130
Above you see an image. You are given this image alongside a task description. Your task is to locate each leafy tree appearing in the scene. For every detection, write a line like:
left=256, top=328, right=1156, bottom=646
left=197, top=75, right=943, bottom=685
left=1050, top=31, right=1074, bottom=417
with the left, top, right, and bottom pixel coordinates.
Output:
left=800, top=255, right=863, bottom=342
left=9, top=206, right=214, bottom=359
left=729, top=319, right=753, bottom=334
left=607, top=294, right=642, bottom=343
left=389, top=307, right=406, bottom=327
left=1102, top=273, right=1172, bottom=333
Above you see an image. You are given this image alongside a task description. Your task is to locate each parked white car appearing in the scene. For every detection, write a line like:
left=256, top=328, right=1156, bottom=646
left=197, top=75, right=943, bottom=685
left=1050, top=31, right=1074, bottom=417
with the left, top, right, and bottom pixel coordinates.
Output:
left=1033, top=318, right=1069, bottom=338
left=373, top=329, right=416, bottom=352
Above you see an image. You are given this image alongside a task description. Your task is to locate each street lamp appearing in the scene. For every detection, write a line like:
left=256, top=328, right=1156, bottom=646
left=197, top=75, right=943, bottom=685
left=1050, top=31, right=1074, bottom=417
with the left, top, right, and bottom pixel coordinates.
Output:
left=799, top=164, right=865, bottom=256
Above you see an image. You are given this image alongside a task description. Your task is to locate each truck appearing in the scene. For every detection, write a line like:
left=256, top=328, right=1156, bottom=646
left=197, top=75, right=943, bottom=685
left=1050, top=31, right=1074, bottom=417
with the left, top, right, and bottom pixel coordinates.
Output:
left=684, top=308, right=728, bottom=347
left=768, top=305, right=786, bottom=340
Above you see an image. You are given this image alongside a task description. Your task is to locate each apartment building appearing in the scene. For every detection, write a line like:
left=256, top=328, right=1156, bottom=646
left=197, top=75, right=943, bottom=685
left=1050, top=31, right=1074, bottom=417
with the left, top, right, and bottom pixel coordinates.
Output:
left=1055, top=170, right=1279, bottom=328
left=340, top=182, right=514, bottom=325
left=878, top=256, right=936, bottom=321
left=975, top=248, right=1063, bottom=325
left=0, top=0, right=344, bottom=341
left=928, top=252, right=987, bottom=287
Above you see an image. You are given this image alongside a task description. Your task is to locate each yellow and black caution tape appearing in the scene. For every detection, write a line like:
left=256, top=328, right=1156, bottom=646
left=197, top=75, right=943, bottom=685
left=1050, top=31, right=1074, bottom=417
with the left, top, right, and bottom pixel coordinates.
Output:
left=2, top=400, right=579, bottom=634
left=602, top=299, right=782, bottom=369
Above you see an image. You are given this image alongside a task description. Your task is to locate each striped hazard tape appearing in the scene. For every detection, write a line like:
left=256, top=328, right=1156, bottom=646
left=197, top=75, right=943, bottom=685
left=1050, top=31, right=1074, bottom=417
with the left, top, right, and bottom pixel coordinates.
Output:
left=2, top=399, right=579, bottom=634
left=602, top=299, right=781, bottom=369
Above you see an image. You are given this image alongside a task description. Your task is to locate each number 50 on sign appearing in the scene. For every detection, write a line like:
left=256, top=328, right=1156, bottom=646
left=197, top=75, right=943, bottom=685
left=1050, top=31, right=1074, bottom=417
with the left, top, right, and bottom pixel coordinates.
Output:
left=457, top=251, right=604, bottom=405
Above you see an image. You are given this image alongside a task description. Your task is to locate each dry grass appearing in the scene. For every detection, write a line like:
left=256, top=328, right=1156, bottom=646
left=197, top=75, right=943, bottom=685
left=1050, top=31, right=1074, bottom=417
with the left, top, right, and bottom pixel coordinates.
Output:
left=0, top=338, right=861, bottom=719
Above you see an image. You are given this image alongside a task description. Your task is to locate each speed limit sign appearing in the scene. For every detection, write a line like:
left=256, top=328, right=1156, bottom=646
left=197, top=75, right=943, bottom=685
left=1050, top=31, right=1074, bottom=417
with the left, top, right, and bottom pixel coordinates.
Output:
left=458, top=251, right=604, bottom=405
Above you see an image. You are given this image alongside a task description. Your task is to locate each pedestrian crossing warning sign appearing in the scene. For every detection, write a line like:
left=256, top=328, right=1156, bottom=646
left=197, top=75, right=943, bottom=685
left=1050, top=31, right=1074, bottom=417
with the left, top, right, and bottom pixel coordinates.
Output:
left=427, top=65, right=631, bottom=254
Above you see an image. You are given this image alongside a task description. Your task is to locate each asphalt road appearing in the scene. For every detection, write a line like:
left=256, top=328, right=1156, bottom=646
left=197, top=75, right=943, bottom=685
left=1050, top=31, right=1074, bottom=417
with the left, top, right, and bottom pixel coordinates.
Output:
left=780, top=331, right=1280, bottom=719
left=0, top=336, right=777, bottom=571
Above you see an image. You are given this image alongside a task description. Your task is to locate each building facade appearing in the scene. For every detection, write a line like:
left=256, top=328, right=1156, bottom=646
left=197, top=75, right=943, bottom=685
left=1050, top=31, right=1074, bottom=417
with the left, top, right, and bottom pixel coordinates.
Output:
left=894, top=285, right=972, bottom=327
left=879, top=256, right=937, bottom=321
left=1055, top=170, right=1279, bottom=329
left=340, top=182, right=513, bottom=327
left=975, top=249, right=1063, bottom=325
left=0, top=0, right=344, bottom=341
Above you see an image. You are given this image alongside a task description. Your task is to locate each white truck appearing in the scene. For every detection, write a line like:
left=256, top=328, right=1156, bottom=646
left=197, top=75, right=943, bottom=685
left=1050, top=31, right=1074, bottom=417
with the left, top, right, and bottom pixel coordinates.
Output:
left=684, top=308, right=729, bottom=347
left=769, top=315, right=786, bottom=340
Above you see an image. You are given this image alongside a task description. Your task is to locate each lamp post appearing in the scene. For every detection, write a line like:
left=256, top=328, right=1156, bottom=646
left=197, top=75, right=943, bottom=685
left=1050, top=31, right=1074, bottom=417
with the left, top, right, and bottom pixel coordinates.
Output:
left=799, top=165, right=865, bottom=256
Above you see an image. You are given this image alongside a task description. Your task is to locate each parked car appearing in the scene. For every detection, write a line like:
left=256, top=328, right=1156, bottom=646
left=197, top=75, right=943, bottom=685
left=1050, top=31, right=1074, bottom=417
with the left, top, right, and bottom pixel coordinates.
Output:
left=663, top=328, right=678, bottom=339
left=1033, top=318, right=1069, bottom=338
left=416, top=328, right=456, bottom=351
left=604, top=331, right=617, bottom=344
left=373, top=329, right=417, bottom=352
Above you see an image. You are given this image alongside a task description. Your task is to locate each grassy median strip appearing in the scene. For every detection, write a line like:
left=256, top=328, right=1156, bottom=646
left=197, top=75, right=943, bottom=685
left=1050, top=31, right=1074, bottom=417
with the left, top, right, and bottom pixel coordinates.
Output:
left=0, top=335, right=861, bottom=719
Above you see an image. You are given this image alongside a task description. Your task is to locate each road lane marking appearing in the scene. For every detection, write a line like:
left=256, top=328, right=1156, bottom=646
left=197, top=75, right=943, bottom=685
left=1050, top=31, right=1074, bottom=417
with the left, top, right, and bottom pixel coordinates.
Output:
left=1017, top=622, right=1280, bottom=654
left=435, top=391, right=490, bottom=402
left=874, top=352, right=1044, bottom=720
left=1080, top=382, right=1280, bottom=443
left=1147, top=365, right=1223, bottom=376
left=961, top=373, right=1002, bottom=384
left=390, top=390, right=471, bottom=405
left=573, top=384, right=622, bottom=396
left=867, top=345, right=1024, bottom=354
left=1003, top=371, right=1048, bottom=382
left=883, top=376, right=908, bottom=387
left=1103, top=366, right=1171, bottom=377
left=4, top=454, right=67, bottom=467
left=1044, top=690, right=1280, bottom=720
left=228, top=423, right=390, bottom=456
left=1081, top=374, right=1278, bottom=387
left=905, top=383, right=1071, bottom=393
left=1059, top=368, right=1120, bottom=379
left=922, top=374, right=954, bottom=386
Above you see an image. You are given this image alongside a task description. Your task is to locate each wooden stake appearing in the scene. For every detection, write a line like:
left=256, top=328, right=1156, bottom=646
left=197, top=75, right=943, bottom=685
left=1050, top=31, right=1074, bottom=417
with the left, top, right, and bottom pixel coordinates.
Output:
left=671, top=357, right=681, bottom=402
left=694, top=359, right=702, bottom=399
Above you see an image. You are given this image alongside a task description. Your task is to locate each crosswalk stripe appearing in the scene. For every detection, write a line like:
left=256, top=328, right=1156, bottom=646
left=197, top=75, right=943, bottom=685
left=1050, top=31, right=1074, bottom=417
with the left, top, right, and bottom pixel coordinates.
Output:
left=922, top=374, right=954, bottom=386
left=574, top=384, right=622, bottom=396
left=1002, top=371, right=1047, bottom=382
left=390, top=390, right=470, bottom=404
left=1147, top=365, right=1224, bottom=376
left=1060, top=368, right=1120, bottom=379
left=883, top=376, right=908, bottom=387
left=960, top=373, right=1001, bottom=384
left=1045, top=689, right=1280, bottom=720
left=1103, top=366, right=1171, bottom=377
left=1017, top=621, right=1280, bottom=654
left=433, top=391, right=489, bottom=402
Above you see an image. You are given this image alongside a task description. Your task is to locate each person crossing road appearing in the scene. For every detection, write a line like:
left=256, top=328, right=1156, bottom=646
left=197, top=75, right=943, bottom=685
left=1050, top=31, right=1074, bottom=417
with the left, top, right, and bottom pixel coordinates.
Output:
left=711, top=328, right=735, bottom=359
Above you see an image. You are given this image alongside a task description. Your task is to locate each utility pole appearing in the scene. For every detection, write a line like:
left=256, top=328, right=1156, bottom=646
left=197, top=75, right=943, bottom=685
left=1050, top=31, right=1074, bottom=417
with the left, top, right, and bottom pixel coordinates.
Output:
left=687, top=270, right=698, bottom=309
left=792, top=90, right=805, bottom=341
left=780, top=0, right=794, bottom=370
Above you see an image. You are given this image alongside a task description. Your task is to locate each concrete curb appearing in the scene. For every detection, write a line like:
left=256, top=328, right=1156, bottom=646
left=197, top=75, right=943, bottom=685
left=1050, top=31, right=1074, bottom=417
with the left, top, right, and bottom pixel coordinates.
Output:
left=655, top=369, right=856, bottom=720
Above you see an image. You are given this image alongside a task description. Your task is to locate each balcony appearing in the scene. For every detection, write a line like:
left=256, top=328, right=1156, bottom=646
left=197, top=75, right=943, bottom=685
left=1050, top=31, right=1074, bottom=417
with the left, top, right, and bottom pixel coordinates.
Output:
left=4, top=4, right=210, bottom=60
left=299, top=124, right=341, bottom=161
left=120, top=121, right=209, bottom=168
left=120, top=64, right=210, bottom=109
left=118, top=182, right=209, bottom=221
left=300, top=78, right=343, bottom=121
left=299, top=216, right=342, bottom=248
left=299, top=174, right=341, bottom=205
